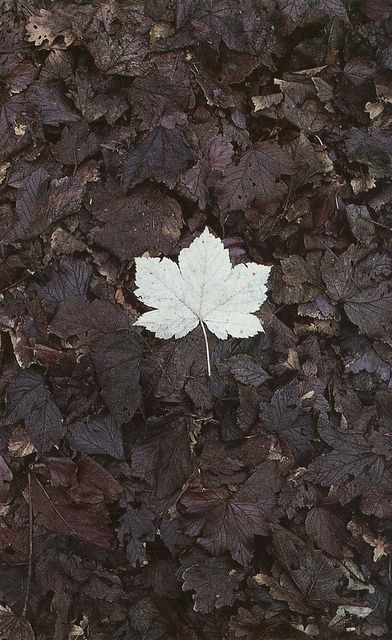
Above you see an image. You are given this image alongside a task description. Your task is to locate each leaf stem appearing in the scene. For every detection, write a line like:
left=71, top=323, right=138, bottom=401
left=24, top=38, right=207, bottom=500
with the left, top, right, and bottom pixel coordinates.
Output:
left=200, top=320, right=211, bottom=377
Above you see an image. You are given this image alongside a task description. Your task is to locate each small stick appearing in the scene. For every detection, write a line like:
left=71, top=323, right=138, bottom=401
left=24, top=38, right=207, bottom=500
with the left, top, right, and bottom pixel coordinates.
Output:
left=22, top=470, right=33, bottom=618
left=200, top=320, right=211, bottom=377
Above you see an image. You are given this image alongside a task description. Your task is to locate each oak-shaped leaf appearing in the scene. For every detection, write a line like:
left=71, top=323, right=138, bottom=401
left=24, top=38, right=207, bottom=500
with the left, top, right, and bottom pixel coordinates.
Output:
left=90, top=331, right=143, bottom=424
left=88, top=183, right=182, bottom=261
left=122, top=124, right=197, bottom=190
left=181, top=555, right=245, bottom=613
left=134, top=227, right=271, bottom=341
left=67, top=413, right=124, bottom=459
left=216, top=141, right=295, bottom=213
left=5, top=370, right=65, bottom=455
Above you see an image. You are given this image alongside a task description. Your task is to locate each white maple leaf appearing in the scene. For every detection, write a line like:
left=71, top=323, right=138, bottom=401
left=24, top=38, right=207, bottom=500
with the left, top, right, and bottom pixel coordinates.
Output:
left=134, top=227, right=271, bottom=374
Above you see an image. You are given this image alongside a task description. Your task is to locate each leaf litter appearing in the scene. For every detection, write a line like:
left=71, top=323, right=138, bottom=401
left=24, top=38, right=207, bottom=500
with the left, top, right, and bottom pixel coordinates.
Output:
left=1, top=1, right=392, bottom=638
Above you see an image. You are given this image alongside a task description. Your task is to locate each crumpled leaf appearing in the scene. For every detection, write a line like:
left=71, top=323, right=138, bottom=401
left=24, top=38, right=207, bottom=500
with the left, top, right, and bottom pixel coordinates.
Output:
left=345, top=127, right=392, bottom=179
left=31, top=453, right=121, bottom=548
left=84, top=3, right=149, bottom=76
left=134, top=227, right=271, bottom=341
left=0, top=605, right=34, bottom=640
left=181, top=555, right=245, bottom=613
left=26, top=6, right=93, bottom=49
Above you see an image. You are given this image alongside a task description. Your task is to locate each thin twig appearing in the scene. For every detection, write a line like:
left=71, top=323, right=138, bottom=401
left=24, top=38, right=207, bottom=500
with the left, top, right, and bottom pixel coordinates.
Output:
left=22, top=470, right=33, bottom=618
left=200, top=320, right=211, bottom=377
left=363, top=215, right=392, bottom=233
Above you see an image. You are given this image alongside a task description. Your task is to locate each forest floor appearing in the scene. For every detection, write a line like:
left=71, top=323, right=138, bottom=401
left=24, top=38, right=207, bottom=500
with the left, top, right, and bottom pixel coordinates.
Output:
left=1, top=1, right=392, bottom=639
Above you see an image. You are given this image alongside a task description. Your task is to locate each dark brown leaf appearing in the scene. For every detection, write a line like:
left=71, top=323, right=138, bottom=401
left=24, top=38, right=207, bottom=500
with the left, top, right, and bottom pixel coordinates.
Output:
left=122, top=125, right=197, bottom=190
left=181, top=555, right=245, bottom=613
left=5, top=169, right=84, bottom=243
left=216, top=141, right=295, bottom=214
left=90, top=331, right=143, bottom=423
left=88, top=183, right=182, bottom=261
left=5, top=370, right=65, bottom=455
left=67, top=413, right=124, bottom=459
left=0, top=606, right=34, bottom=640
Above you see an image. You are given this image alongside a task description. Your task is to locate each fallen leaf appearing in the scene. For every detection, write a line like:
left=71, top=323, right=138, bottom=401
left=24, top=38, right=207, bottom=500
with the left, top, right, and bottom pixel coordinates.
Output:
left=134, top=228, right=270, bottom=373
left=0, top=606, right=34, bottom=640
left=5, top=370, right=65, bottom=455
left=122, top=124, right=197, bottom=190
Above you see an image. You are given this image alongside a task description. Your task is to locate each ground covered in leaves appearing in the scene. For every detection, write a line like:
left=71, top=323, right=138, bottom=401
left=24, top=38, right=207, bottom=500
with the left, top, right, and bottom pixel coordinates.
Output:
left=1, top=0, right=392, bottom=638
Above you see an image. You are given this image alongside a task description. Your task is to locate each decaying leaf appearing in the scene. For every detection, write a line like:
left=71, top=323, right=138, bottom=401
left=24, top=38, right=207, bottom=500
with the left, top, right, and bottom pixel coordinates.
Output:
left=0, top=606, right=34, bottom=640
